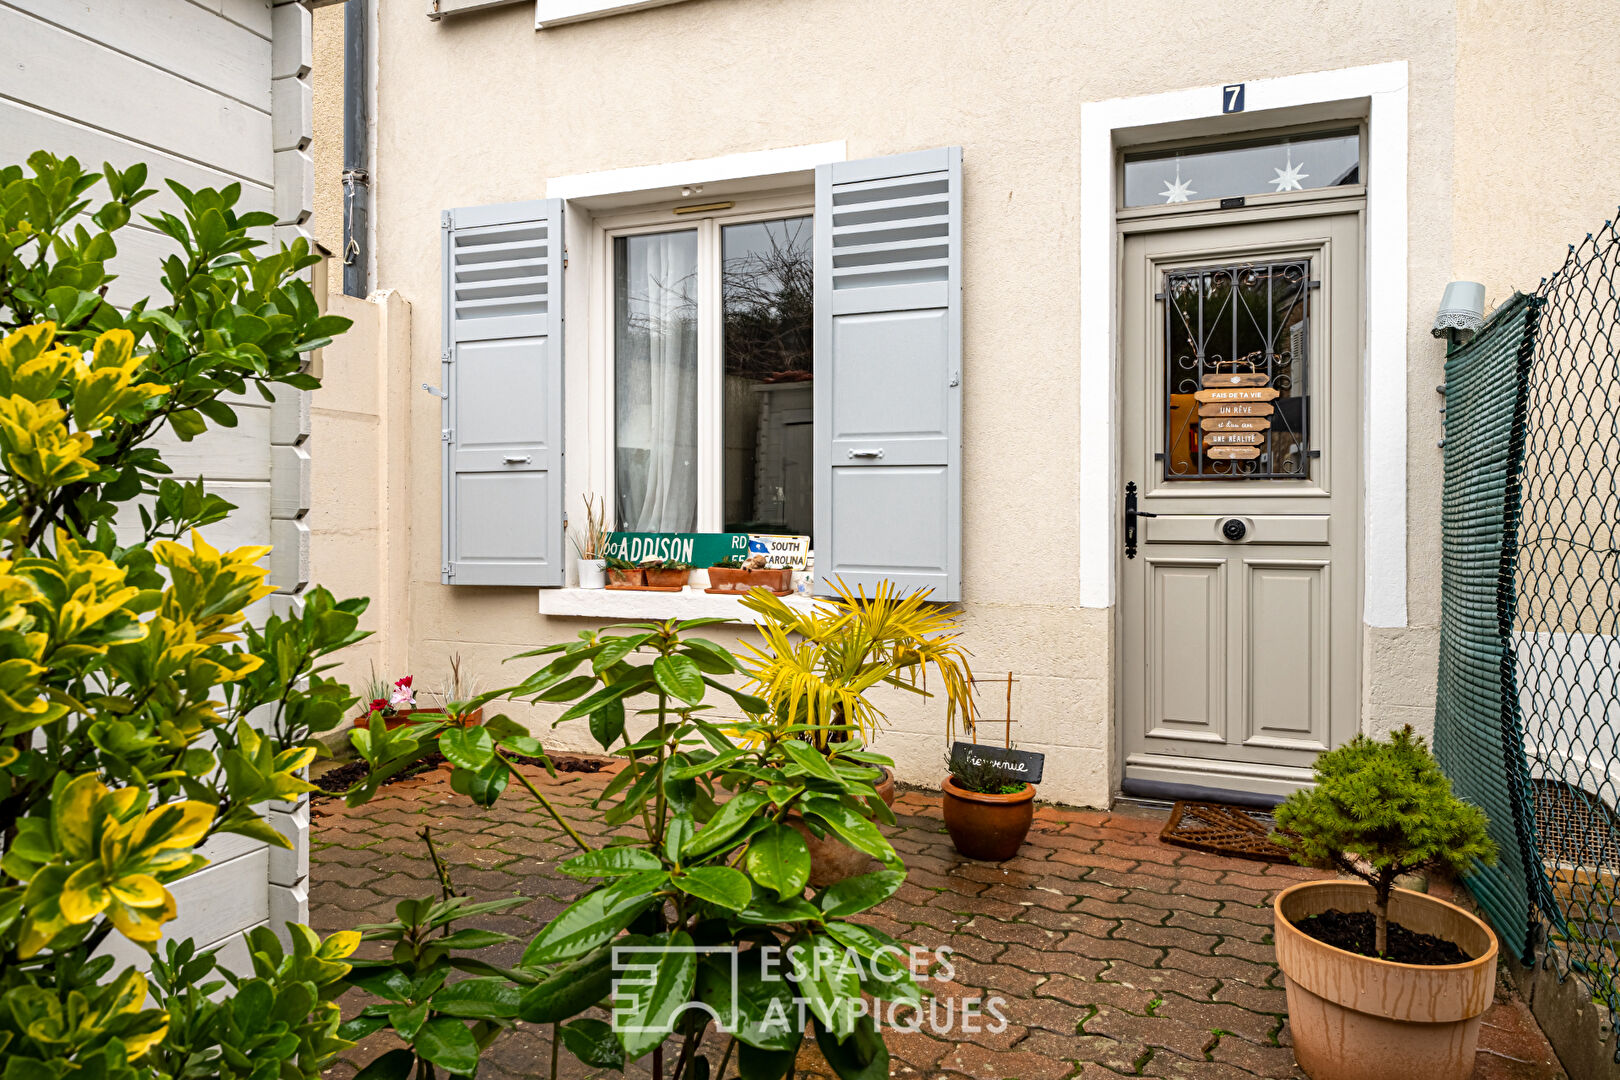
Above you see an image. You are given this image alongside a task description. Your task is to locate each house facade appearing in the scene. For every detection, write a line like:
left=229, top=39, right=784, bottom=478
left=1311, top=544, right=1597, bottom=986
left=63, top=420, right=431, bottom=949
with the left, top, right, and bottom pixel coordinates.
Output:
left=3, top=0, right=320, bottom=961
left=305, top=0, right=1620, bottom=808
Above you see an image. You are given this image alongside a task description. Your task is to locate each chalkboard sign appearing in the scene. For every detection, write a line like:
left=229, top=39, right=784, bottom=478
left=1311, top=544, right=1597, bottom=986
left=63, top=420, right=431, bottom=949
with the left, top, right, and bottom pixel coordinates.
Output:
left=950, top=741, right=1045, bottom=785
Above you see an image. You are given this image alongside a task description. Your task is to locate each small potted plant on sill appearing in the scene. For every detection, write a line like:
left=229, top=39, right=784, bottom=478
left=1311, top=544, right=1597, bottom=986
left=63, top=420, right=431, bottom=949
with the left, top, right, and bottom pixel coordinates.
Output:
left=941, top=751, right=1035, bottom=861
left=605, top=555, right=643, bottom=588
left=706, top=555, right=750, bottom=592
left=570, top=493, right=610, bottom=590
left=639, top=557, right=691, bottom=589
left=1270, top=726, right=1500, bottom=1080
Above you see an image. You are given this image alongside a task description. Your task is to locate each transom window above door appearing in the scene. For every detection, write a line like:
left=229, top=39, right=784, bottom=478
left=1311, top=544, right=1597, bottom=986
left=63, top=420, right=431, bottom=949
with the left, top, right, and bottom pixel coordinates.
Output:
left=611, top=209, right=814, bottom=537
left=1124, top=130, right=1360, bottom=208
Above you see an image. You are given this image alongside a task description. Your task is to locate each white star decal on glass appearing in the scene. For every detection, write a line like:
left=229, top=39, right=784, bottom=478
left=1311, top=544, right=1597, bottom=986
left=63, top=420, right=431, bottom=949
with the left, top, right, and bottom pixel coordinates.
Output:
left=1161, top=176, right=1196, bottom=204
left=1270, top=151, right=1309, bottom=192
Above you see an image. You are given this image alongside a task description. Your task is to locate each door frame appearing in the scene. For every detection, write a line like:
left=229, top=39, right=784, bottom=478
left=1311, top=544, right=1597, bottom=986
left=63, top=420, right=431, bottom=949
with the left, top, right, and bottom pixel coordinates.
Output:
left=1078, top=64, right=1408, bottom=799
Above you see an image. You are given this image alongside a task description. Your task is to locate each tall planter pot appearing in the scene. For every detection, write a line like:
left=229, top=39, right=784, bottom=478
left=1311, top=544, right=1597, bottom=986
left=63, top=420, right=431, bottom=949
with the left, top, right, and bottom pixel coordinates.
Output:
left=941, top=776, right=1035, bottom=861
left=789, top=767, right=896, bottom=887
left=1273, top=880, right=1499, bottom=1080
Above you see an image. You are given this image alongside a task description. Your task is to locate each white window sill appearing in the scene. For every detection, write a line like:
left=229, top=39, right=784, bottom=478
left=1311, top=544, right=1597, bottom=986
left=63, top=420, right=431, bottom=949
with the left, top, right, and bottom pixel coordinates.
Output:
left=534, top=0, right=691, bottom=29
left=536, top=587, right=821, bottom=623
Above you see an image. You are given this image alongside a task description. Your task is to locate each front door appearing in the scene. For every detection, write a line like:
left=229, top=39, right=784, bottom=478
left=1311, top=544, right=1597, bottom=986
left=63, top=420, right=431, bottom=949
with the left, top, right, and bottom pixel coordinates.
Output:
left=1119, top=210, right=1362, bottom=800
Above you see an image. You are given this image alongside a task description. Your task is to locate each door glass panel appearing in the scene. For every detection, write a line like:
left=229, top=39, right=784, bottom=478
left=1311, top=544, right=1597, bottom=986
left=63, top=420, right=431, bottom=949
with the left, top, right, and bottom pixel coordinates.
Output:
left=615, top=229, right=699, bottom=531
left=1124, top=131, right=1359, bottom=208
left=721, top=215, right=814, bottom=536
left=1164, top=260, right=1310, bottom=480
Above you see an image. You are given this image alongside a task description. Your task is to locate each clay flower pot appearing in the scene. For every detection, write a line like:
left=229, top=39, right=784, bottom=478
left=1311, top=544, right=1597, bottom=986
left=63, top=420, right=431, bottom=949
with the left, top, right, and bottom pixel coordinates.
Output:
left=706, top=566, right=750, bottom=592
left=746, top=567, right=793, bottom=594
left=351, top=707, right=484, bottom=731
left=644, top=567, right=691, bottom=588
left=789, top=767, right=897, bottom=887
left=1273, top=880, right=1499, bottom=1080
left=607, top=566, right=644, bottom=587
left=941, top=776, right=1035, bottom=861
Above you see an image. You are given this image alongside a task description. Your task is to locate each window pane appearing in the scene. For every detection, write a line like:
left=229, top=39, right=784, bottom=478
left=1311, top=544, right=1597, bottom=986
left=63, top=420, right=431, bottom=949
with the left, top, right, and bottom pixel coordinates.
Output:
left=615, top=230, right=698, bottom=531
left=1124, top=131, right=1359, bottom=208
left=721, top=216, right=814, bottom=537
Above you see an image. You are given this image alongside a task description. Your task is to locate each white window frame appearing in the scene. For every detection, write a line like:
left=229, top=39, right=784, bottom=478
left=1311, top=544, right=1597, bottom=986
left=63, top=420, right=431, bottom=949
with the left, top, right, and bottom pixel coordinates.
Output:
left=591, top=191, right=814, bottom=534
left=535, top=0, right=693, bottom=29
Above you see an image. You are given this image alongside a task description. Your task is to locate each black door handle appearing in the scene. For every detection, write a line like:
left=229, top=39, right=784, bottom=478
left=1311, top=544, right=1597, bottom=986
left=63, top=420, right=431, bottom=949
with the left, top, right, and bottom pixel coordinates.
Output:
left=1124, top=482, right=1157, bottom=559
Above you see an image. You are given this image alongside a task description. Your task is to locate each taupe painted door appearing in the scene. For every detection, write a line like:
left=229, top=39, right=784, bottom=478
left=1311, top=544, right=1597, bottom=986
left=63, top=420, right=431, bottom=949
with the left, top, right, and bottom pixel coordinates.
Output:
left=1120, top=210, right=1361, bottom=800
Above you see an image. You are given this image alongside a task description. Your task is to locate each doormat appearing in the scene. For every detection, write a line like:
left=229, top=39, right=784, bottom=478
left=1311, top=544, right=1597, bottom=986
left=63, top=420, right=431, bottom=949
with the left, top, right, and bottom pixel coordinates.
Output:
left=1159, top=801, right=1292, bottom=864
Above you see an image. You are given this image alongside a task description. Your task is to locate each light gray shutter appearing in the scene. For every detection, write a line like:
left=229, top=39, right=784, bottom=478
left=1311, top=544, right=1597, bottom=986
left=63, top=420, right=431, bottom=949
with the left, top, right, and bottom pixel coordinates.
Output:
left=813, top=147, right=962, bottom=601
left=441, top=199, right=564, bottom=585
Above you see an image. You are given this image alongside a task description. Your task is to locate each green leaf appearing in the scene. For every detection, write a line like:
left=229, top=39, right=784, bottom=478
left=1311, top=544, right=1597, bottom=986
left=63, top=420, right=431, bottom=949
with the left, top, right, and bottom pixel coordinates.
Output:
left=812, top=1014, right=889, bottom=1080
left=385, top=1000, right=430, bottom=1040
left=558, top=847, right=663, bottom=879
left=589, top=698, right=626, bottom=749
left=559, top=676, right=651, bottom=722
left=664, top=811, right=694, bottom=864
left=519, top=948, right=613, bottom=1024
left=559, top=1018, right=625, bottom=1071
left=414, top=1017, right=481, bottom=1076
left=430, top=976, right=521, bottom=1020
left=683, top=790, right=770, bottom=857
left=702, top=677, right=771, bottom=714
left=592, top=634, right=651, bottom=672
left=822, top=922, right=918, bottom=1004
left=778, top=740, right=839, bottom=782
left=434, top=928, right=513, bottom=951
left=653, top=655, right=705, bottom=705
left=672, top=866, right=752, bottom=911
left=736, top=895, right=822, bottom=925
left=800, top=796, right=899, bottom=867
left=168, top=408, right=208, bottom=441
left=817, top=870, right=904, bottom=919
left=789, top=936, right=863, bottom=1039
left=615, top=931, right=699, bottom=1060
left=521, top=874, right=665, bottom=965
left=439, top=726, right=494, bottom=770
left=746, top=823, right=811, bottom=900
left=353, top=1049, right=415, bottom=1080
left=696, top=952, right=800, bottom=1052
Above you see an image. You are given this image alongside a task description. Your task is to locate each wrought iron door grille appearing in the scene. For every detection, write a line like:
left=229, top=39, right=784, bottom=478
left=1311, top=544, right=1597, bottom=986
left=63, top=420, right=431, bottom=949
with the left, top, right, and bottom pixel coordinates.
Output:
left=1162, top=260, right=1313, bottom=480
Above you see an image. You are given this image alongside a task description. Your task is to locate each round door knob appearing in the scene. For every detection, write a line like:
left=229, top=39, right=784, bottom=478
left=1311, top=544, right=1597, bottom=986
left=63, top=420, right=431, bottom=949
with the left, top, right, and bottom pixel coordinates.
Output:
left=1221, top=518, right=1247, bottom=542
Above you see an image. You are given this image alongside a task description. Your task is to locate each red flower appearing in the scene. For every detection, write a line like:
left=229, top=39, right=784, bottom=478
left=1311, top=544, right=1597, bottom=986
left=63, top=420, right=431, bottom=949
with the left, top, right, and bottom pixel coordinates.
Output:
left=394, top=676, right=413, bottom=688
left=369, top=698, right=389, bottom=713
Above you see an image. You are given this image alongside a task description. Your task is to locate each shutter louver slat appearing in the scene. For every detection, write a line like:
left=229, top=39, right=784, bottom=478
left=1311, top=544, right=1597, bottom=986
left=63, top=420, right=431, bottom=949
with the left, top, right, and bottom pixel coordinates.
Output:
left=441, top=199, right=565, bottom=586
left=814, top=148, right=962, bottom=602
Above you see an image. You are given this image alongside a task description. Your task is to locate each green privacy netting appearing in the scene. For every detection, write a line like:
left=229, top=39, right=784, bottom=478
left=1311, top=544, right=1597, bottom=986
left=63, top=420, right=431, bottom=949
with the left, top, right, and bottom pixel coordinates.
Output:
left=1435, top=217, right=1620, bottom=1058
left=1433, top=290, right=1542, bottom=964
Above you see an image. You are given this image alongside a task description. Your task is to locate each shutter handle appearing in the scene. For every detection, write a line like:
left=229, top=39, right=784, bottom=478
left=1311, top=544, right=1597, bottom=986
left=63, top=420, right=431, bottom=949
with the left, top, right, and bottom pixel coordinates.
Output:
left=503, top=454, right=531, bottom=465
left=848, top=448, right=884, bottom=459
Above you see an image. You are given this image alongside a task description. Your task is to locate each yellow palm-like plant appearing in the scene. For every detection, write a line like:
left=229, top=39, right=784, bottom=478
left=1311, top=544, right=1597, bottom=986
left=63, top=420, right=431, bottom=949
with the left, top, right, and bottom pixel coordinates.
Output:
left=736, top=577, right=978, bottom=752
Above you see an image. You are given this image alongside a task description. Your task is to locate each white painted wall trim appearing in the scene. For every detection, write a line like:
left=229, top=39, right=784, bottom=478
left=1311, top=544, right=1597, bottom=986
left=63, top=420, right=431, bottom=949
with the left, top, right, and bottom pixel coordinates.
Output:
left=546, top=141, right=845, bottom=203
left=1078, top=61, right=1409, bottom=627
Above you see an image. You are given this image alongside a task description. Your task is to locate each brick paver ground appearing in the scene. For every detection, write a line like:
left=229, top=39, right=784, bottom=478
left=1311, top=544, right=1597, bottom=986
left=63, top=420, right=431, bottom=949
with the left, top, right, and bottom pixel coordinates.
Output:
left=309, top=757, right=1565, bottom=1080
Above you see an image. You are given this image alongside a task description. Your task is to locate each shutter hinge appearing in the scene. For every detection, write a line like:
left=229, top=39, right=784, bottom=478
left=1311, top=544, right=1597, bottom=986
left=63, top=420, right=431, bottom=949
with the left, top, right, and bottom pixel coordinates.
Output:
left=442, top=348, right=452, bottom=364
left=949, top=370, right=960, bottom=387
left=563, top=247, right=568, bottom=269
left=441, top=211, right=452, bottom=228
left=441, top=428, right=453, bottom=442
left=442, top=563, right=454, bottom=577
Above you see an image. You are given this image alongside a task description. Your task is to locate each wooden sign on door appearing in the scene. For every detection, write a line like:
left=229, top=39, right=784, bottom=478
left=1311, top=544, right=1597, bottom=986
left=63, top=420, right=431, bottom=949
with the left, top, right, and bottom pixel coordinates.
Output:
left=1194, top=387, right=1281, bottom=404
left=1201, top=372, right=1271, bottom=388
left=1201, top=417, right=1270, bottom=431
left=1207, top=446, right=1262, bottom=460
left=1200, top=402, right=1275, bottom=417
left=1204, top=431, right=1265, bottom=446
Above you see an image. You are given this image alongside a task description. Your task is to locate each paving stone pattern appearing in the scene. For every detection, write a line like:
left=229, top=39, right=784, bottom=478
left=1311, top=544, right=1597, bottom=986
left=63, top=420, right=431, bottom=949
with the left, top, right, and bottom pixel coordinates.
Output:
left=310, top=759, right=1566, bottom=1080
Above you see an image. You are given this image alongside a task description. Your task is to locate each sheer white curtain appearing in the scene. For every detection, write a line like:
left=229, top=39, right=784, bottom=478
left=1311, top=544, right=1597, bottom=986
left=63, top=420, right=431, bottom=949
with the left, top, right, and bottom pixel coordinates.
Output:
left=615, top=230, right=699, bottom=532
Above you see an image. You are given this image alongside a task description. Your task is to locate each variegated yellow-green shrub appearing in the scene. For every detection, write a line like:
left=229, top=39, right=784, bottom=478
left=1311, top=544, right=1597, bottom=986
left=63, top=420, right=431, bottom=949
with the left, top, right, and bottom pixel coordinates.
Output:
left=0, top=152, right=368, bottom=1080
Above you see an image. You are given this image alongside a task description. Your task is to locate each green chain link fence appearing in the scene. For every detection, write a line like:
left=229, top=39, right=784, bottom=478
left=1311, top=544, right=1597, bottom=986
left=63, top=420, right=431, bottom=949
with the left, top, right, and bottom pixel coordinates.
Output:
left=1435, top=215, right=1620, bottom=1055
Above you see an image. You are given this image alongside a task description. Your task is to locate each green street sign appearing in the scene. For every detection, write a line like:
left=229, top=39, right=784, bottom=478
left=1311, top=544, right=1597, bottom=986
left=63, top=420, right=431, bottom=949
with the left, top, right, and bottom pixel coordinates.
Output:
left=604, top=532, right=749, bottom=567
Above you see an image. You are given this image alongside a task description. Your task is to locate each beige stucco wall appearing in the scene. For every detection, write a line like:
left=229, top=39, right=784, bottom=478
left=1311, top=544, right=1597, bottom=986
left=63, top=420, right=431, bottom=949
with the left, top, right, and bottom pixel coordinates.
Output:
left=305, top=0, right=1618, bottom=807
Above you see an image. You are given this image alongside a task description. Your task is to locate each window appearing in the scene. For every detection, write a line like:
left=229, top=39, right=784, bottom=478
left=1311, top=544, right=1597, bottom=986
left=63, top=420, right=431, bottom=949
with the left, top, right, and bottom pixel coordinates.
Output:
left=607, top=202, right=814, bottom=538
left=1123, top=130, right=1360, bottom=208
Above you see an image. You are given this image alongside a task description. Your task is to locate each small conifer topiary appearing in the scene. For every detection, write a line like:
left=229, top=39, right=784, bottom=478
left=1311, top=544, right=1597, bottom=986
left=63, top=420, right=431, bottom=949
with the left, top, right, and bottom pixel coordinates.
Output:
left=1273, top=725, right=1498, bottom=955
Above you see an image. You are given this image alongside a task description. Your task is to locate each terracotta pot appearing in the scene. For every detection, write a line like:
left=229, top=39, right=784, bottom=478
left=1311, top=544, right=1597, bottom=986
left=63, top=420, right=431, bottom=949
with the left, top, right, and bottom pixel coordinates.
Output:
left=351, top=707, right=483, bottom=731
left=789, top=766, right=897, bottom=887
left=644, top=567, right=691, bottom=588
left=746, top=567, right=793, bottom=593
left=1273, top=880, right=1499, bottom=1080
left=607, top=566, right=644, bottom=587
left=941, top=776, right=1035, bottom=861
left=707, top=566, right=750, bottom=591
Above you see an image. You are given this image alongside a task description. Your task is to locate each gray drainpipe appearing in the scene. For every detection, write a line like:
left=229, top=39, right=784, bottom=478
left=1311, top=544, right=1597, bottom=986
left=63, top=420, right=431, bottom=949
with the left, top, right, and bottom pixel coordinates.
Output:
left=341, top=0, right=369, bottom=298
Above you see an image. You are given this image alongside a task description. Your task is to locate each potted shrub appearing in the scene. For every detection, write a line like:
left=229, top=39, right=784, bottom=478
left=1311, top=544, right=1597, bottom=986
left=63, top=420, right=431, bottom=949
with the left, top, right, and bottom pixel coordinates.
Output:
left=640, top=557, right=692, bottom=588
left=570, top=493, right=609, bottom=589
left=1271, top=727, right=1500, bottom=1080
left=941, top=751, right=1035, bottom=861
left=605, top=555, right=643, bottom=588
left=352, top=671, right=421, bottom=730
left=739, top=579, right=977, bottom=884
